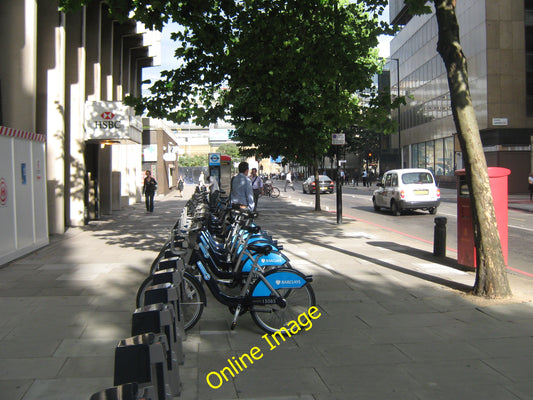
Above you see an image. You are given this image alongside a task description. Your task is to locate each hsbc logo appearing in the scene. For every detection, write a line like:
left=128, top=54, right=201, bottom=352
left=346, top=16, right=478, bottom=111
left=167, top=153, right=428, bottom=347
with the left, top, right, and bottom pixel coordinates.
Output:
left=101, top=111, right=115, bottom=120
left=94, top=110, right=122, bottom=129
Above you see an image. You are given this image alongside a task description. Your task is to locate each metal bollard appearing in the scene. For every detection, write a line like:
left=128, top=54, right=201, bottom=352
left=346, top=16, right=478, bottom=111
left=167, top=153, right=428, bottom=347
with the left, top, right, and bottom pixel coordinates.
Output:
left=433, top=217, right=447, bottom=257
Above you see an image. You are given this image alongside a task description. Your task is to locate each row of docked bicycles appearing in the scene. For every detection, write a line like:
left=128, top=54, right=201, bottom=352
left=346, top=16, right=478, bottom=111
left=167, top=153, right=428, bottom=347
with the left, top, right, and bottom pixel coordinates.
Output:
left=136, top=186, right=316, bottom=334
left=89, top=187, right=317, bottom=400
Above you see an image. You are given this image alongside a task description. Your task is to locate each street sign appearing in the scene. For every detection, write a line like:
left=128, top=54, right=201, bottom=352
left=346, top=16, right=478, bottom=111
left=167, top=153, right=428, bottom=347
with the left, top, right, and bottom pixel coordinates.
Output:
left=332, top=133, right=345, bottom=145
left=209, top=152, right=221, bottom=166
left=492, top=118, right=508, bottom=126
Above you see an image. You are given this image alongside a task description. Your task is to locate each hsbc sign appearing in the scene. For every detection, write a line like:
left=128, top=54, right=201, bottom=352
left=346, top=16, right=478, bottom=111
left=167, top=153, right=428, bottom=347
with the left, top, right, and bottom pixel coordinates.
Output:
left=94, top=111, right=122, bottom=129
left=84, top=101, right=141, bottom=143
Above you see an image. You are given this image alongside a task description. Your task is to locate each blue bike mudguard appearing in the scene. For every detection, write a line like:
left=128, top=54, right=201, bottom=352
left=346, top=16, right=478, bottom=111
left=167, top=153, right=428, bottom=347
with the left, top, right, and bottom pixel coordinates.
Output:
left=241, top=251, right=288, bottom=272
left=252, top=269, right=311, bottom=297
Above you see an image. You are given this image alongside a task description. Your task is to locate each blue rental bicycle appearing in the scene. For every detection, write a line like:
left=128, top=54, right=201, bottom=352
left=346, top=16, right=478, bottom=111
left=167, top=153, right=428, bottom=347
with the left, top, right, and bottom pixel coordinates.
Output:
left=186, top=240, right=315, bottom=333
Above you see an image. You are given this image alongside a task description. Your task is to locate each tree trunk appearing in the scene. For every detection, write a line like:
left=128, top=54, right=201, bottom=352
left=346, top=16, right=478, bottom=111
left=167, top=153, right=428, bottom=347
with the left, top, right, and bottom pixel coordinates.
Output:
left=313, top=156, right=321, bottom=211
left=434, top=0, right=511, bottom=298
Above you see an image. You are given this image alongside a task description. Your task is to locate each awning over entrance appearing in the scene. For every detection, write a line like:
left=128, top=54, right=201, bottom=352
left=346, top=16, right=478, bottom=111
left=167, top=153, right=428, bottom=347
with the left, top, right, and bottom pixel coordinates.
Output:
left=84, top=101, right=142, bottom=144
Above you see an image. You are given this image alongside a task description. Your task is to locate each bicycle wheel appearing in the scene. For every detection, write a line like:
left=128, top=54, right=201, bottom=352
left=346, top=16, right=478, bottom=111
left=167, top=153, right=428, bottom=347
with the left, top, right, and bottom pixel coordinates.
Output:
left=270, top=187, right=280, bottom=198
left=250, top=283, right=316, bottom=334
left=181, top=271, right=206, bottom=331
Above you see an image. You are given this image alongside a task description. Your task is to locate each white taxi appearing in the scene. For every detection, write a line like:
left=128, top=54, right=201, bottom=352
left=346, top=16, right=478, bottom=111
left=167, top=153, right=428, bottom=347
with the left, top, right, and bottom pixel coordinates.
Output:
left=372, top=168, right=441, bottom=216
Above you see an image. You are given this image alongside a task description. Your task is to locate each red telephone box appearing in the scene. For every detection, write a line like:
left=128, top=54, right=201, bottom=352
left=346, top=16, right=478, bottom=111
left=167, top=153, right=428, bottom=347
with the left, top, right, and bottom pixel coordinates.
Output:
left=455, top=167, right=510, bottom=268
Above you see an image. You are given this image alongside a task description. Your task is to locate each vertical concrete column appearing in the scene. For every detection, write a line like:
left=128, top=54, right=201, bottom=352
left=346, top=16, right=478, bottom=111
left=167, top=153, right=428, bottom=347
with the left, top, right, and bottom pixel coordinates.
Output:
left=86, top=2, right=100, bottom=100
left=99, top=144, right=112, bottom=214
left=46, top=10, right=66, bottom=233
left=0, top=0, right=37, bottom=130
left=100, top=4, right=113, bottom=101
left=65, top=8, right=87, bottom=226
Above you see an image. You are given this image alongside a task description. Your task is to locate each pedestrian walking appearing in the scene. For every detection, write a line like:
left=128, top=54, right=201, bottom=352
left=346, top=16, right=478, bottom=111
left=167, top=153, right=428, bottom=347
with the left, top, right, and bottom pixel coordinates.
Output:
left=230, top=162, right=254, bottom=211
left=177, top=175, right=184, bottom=197
left=199, top=171, right=206, bottom=187
left=250, top=168, right=263, bottom=212
left=529, top=172, right=533, bottom=201
left=207, top=175, right=220, bottom=209
left=142, top=170, right=157, bottom=213
left=284, top=171, right=295, bottom=191
left=361, top=170, right=368, bottom=187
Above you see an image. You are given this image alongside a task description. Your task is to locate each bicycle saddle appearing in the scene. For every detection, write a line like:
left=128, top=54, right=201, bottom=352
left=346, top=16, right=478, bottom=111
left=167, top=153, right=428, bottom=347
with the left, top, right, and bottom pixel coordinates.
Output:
left=242, top=225, right=261, bottom=234
left=247, top=244, right=272, bottom=255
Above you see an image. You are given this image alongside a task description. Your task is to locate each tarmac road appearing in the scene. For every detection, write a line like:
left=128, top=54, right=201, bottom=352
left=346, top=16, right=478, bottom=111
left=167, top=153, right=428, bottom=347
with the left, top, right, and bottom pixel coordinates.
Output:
left=285, top=181, right=533, bottom=280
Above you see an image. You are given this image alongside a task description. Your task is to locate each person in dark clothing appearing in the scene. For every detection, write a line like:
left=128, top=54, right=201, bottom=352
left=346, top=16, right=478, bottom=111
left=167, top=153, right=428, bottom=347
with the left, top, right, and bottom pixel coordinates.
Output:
left=142, top=170, right=157, bottom=213
left=177, top=175, right=184, bottom=197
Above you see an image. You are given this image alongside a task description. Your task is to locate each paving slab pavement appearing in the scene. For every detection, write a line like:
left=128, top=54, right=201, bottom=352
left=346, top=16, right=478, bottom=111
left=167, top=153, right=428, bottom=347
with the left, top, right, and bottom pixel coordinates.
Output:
left=1, top=184, right=533, bottom=400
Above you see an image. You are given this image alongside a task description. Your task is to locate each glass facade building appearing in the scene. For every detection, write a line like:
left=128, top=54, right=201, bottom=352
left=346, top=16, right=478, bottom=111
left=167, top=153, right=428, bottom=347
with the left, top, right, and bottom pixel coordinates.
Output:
left=389, top=0, right=533, bottom=192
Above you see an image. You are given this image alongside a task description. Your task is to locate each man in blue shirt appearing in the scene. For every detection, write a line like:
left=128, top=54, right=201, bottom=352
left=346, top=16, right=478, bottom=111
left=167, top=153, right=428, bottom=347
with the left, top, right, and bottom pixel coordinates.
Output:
left=230, top=162, right=255, bottom=211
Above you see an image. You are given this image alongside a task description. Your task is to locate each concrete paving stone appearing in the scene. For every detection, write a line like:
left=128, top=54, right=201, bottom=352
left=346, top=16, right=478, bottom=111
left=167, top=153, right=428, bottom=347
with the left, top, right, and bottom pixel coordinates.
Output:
left=4, top=324, right=86, bottom=341
left=197, top=356, right=239, bottom=400
left=36, top=264, right=80, bottom=271
left=318, top=342, right=411, bottom=366
left=197, top=333, right=237, bottom=354
left=316, top=364, right=419, bottom=395
left=233, top=367, right=329, bottom=398
left=313, top=288, right=372, bottom=303
left=413, top=383, right=521, bottom=400
left=483, top=356, right=533, bottom=383
left=53, top=338, right=118, bottom=357
left=444, top=307, right=507, bottom=324
left=420, top=294, right=478, bottom=312
left=20, top=377, right=113, bottom=400
left=396, top=340, right=485, bottom=362
left=366, top=325, right=445, bottom=345
left=0, top=269, right=37, bottom=281
left=307, top=310, right=373, bottom=331
left=469, top=337, right=533, bottom=358
left=178, top=366, right=199, bottom=399
left=404, top=359, right=512, bottom=387
left=291, top=326, right=374, bottom=347
left=57, top=356, right=114, bottom=378
left=428, top=320, right=532, bottom=341
left=0, top=339, right=61, bottom=358
left=226, top=330, right=289, bottom=352
left=0, top=287, right=44, bottom=297
left=0, top=379, right=33, bottom=400
left=314, top=391, right=419, bottom=400
left=252, top=342, right=329, bottom=369
left=29, top=295, right=95, bottom=308
left=0, top=357, right=66, bottom=380
left=506, top=381, right=533, bottom=400
left=477, top=302, right=533, bottom=321
left=358, top=311, right=457, bottom=329
left=196, top=318, right=232, bottom=333
left=79, top=322, right=131, bottom=340
left=377, top=297, right=445, bottom=314
left=74, top=310, right=132, bottom=325
left=90, top=297, right=137, bottom=312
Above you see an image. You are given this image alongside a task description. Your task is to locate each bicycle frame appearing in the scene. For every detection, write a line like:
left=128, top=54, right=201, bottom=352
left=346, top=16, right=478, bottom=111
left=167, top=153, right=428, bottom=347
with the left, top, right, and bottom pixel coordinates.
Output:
left=193, top=254, right=311, bottom=329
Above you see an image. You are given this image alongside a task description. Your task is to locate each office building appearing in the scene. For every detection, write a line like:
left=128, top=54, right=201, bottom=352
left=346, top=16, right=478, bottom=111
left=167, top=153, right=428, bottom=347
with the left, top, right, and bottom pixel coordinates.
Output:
left=0, top=0, right=160, bottom=236
left=389, top=0, right=531, bottom=192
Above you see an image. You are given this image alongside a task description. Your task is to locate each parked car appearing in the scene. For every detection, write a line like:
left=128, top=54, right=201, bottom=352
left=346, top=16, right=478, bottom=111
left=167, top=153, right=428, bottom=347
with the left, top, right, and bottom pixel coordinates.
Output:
left=372, top=168, right=440, bottom=216
left=303, top=175, right=335, bottom=194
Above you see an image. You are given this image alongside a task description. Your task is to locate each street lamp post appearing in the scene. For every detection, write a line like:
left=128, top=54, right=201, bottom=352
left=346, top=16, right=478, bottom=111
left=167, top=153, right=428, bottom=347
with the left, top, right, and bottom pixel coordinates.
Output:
left=388, top=58, right=401, bottom=168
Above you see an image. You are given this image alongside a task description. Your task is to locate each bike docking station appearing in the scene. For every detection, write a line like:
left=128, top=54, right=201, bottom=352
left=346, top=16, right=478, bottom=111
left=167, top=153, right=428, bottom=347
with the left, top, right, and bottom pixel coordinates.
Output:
left=89, top=185, right=317, bottom=399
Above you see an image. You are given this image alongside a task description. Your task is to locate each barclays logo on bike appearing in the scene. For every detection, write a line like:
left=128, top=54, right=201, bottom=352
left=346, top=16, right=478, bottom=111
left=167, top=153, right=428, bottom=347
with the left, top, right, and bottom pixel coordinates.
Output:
left=275, top=279, right=303, bottom=286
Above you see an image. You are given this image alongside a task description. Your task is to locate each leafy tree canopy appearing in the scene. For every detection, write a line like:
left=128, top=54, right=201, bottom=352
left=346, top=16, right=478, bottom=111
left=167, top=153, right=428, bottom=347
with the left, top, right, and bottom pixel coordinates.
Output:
left=60, top=0, right=395, bottom=162
left=178, top=154, right=208, bottom=167
left=216, top=143, right=241, bottom=160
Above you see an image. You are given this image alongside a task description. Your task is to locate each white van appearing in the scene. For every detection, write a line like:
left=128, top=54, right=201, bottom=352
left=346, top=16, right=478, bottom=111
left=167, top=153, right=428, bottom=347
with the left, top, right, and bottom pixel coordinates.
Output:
left=372, top=168, right=441, bottom=216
